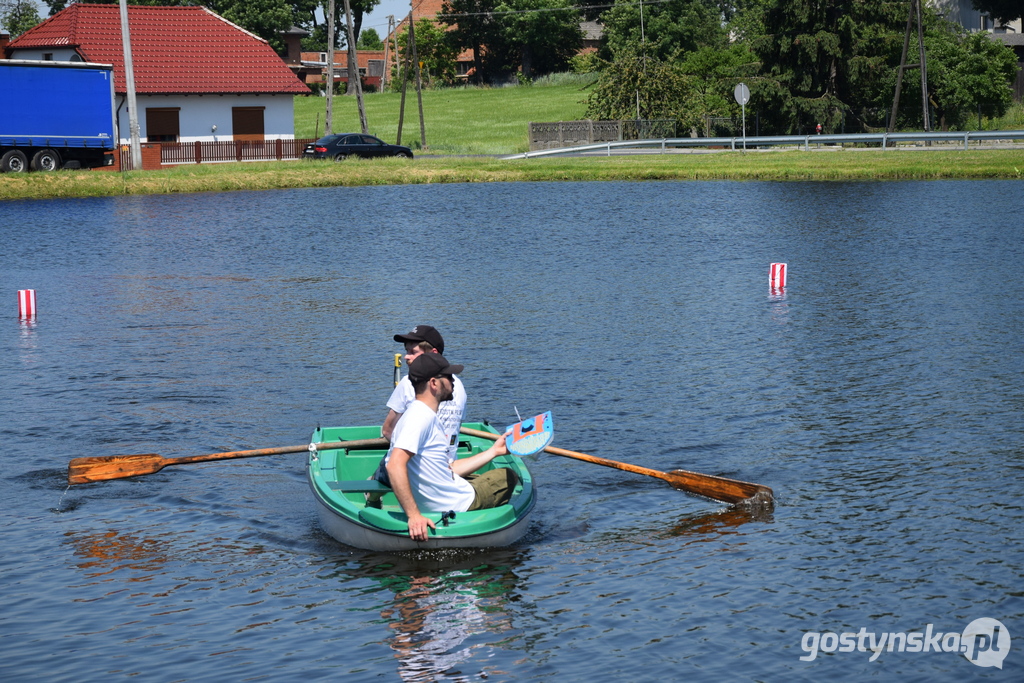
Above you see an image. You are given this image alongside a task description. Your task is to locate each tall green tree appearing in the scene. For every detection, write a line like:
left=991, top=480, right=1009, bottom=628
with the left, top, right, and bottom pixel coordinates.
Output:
left=391, top=18, right=458, bottom=87
left=1, top=0, right=41, bottom=37
left=600, top=0, right=728, bottom=62
left=356, top=26, right=382, bottom=49
left=748, top=1, right=1018, bottom=134
left=585, top=49, right=689, bottom=121
left=677, top=43, right=758, bottom=135
left=441, top=0, right=507, bottom=84
left=917, top=24, right=1017, bottom=130
left=213, top=0, right=295, bottom=51
left=750, top=0, right=905, bottom=134
left=493, top=0, right=582, bottom=79
left=443, top=0, right=584, bottom=82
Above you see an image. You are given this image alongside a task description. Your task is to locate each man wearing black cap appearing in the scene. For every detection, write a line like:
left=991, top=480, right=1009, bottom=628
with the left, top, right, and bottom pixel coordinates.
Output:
left=383, top=353, right=519, bottom=542
left=382, top=325, right=466, bottom=452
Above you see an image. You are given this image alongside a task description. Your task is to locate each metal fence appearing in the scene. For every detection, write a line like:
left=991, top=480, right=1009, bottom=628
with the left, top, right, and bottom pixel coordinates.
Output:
left=117, top=139, right=315, bottom=170
left=529, top=120, right=676, bottom=150
left=508, top=129, right=1024, bottom=159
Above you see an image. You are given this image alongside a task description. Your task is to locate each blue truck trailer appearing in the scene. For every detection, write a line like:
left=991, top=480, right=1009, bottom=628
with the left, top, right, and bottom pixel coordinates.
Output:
left=0, top=59, right=117, bottom=172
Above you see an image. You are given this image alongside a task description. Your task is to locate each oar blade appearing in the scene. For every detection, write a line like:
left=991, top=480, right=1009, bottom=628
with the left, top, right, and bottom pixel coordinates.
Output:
left=666, top=469, right=773, bottom=506
left=67, top=454, right=167, bottom=485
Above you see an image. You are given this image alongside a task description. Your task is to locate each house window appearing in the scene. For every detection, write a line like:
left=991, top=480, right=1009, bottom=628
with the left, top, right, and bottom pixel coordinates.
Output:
left=232, top=107, right=265, bottom=142
left=43, top=53, right=53, bottom=60
left=146, top=107, right=180, bottom=142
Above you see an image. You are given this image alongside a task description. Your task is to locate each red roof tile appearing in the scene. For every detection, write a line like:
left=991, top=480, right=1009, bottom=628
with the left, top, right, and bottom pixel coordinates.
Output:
left=8, top=4, right=308, bottom=95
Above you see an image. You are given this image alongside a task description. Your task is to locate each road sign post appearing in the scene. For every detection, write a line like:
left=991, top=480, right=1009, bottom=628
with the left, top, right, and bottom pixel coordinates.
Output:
left=734, top=83, right=750, bottom=151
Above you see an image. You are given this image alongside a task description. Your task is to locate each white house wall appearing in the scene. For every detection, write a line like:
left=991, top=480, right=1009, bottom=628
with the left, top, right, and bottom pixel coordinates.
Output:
left=9, top=48, right=81, bottom=60
left=116, top=94, right=296, bottom=144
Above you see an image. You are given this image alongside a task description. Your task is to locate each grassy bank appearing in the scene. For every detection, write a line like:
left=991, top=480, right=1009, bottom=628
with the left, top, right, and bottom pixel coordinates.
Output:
left=295, top=76, right=594, bottom=154
left=3, top=150, right=1023, bottom=201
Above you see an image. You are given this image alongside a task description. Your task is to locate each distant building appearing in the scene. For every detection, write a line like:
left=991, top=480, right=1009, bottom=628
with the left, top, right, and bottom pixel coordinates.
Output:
left=4, top=4, right=309, bottom=144
left=932, top=0, right=1021, bottom=32
left=300, top=49, right=388, bottom=90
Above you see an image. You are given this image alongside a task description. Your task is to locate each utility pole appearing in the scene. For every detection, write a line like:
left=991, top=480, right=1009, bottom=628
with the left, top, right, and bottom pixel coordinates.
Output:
left=382, top=15, right=394, bottom=91
left=118, top=0, right=141, bottom=169
left=326, top=0, right=335, bottom=135
left=637, top=0, right=646, bottom=127
left=409, top=2, right=427, bottom=151
left=888, top=0, right=930, bottom=133
left=397, top=11, right=412, bottom=145
left=343, top=0, right=368, bottom=134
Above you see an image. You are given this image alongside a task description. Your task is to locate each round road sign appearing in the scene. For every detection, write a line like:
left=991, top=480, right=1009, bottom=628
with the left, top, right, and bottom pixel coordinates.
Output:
left=734, top=83, right=750, bottom=106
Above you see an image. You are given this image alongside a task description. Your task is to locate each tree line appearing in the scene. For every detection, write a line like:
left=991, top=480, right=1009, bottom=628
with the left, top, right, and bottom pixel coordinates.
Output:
left=587, top=0, right=1019, bottom=134
left=3, top=0, right=1019, bottom=134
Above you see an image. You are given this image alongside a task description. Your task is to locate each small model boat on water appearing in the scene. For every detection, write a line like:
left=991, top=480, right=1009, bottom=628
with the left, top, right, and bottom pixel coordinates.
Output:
left=307, top=422, right=537, bottom=552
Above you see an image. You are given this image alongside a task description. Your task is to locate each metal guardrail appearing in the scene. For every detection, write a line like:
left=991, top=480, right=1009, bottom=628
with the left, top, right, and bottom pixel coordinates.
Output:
left=505, top=130, right=1024, bottom=159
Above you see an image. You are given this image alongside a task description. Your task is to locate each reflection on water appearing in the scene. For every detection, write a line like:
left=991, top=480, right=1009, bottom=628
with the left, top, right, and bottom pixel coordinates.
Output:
left=659, top=505, right=774, bottom=541
left=65, top=529, right=171, bottom=580
left=384, top=573, right=511, bottom=682
left=342, top=551, right=525, bottom=682
left=589, top=503, right=774, bottom=547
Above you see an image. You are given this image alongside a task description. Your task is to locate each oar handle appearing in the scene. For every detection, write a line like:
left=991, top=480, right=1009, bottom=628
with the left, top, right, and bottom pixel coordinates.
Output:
left=163, top=438, right=389, bottom=466
left=541, top=443, right=668, bottom=478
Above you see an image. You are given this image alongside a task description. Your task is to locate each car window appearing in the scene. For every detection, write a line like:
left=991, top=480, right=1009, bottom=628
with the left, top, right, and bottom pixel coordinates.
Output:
left=340, top=135, right=358, bottom=145
left=362, top=135, right=383, bottom=145
left=317, top=135, right=339, bottom=145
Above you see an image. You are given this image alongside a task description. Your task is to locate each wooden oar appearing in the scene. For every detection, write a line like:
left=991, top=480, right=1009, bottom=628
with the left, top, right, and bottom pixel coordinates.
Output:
left=460, top=426, right=772, bottom=506
left=67, top=437, right=389, bottom=485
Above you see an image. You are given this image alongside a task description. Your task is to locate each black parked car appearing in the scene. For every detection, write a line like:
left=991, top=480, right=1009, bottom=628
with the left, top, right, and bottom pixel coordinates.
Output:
left=302, top=134, right=413, bottom=161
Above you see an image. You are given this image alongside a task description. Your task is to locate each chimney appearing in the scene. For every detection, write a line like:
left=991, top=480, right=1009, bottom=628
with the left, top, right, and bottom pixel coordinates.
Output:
left=280, top=26, right=308, bottom=66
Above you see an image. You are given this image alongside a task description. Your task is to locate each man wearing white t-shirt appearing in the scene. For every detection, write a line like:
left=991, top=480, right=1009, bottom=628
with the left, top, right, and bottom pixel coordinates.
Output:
left=385, top=353, right=519, bottom=541
left=382, top=325, right=466, bottom=452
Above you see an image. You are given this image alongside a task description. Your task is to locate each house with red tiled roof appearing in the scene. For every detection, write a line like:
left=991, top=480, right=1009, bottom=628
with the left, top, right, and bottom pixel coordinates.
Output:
left=4, top=4, right=309, bottom=144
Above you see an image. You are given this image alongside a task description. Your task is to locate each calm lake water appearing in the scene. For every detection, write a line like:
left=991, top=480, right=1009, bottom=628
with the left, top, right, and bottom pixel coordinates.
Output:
left=1, top=180, right=1022, bottom=681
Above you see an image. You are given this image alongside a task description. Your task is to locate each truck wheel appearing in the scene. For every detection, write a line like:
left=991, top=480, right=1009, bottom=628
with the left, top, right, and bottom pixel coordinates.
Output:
left=31, top=149, right=62, bottom=172
left=1, top=150, right=29, bottom=173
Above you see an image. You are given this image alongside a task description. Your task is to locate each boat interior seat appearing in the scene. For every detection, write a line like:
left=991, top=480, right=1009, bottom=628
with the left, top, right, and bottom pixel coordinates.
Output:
left=328, top=480, right=391, bottom=493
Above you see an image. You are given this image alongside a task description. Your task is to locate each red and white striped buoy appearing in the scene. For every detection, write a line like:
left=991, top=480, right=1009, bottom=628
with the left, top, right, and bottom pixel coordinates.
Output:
left=769, top=263, right=787, bottom=291
left=18, top=289, right=36, bottom=318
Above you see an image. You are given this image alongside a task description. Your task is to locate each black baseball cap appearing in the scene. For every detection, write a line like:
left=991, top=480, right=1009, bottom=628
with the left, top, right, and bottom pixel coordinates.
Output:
left=408, top=353, right=463, bottom=384
left=394, top=325, right=445, bottom=354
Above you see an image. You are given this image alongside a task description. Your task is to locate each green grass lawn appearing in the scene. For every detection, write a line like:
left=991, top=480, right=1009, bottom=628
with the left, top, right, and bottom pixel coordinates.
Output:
left=4, top=150, right=1024, bottom=201
left=294, top=77, right=595, bottom=155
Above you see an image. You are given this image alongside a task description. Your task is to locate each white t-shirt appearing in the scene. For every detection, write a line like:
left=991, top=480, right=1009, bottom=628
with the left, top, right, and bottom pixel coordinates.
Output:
left=386, top=374, right=467, bottom=459
left=387, top=400, right=475, bottom=513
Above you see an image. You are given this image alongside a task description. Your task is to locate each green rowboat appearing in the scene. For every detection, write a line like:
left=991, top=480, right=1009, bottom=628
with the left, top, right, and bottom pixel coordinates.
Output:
left=307, top=422, right=537, bottom=551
